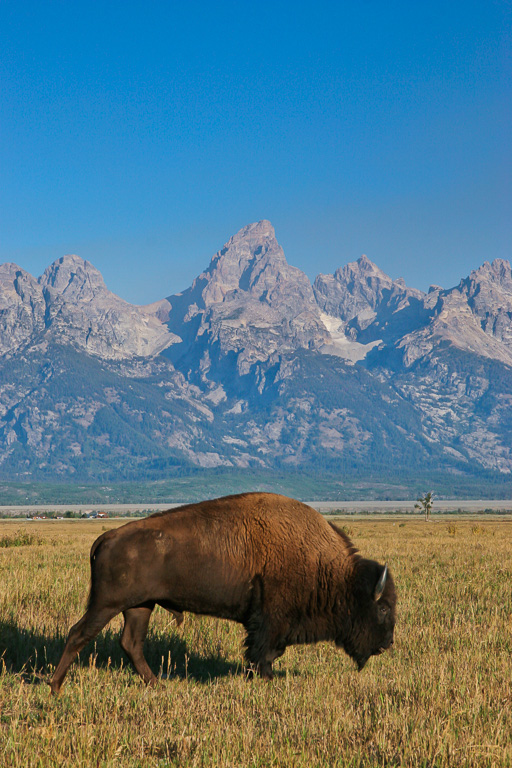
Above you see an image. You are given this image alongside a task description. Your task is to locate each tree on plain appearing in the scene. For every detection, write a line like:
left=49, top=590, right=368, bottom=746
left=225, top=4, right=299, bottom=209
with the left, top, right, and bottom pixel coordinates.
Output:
left=415, top=491, right=434, bottom=521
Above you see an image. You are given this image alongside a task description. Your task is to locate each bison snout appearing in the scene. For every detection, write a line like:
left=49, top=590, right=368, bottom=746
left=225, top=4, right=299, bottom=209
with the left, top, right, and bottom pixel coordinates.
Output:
left=377, top=635, right=394, bottom=655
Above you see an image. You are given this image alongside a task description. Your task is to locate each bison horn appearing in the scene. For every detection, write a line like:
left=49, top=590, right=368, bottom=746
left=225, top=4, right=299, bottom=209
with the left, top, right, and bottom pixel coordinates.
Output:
left=374, top=564, right=388, bottom=602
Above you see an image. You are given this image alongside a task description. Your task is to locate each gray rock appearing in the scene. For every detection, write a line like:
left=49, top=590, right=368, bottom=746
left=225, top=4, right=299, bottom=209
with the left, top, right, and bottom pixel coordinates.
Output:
left=0, top=263, right=45, bottom=355
left=391, top=259, right=512, bottom=369
left=0, top=255, right=177, bottom=360
left=164, top=221, right=329, bottom=373
left=1, top=222, right=512, bottom=482
left=313, top=254, right=424, bottom=335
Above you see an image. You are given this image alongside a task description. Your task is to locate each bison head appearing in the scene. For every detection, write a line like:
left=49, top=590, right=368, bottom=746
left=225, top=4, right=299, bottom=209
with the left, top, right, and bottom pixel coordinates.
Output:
left=338, top=559, right=396, bottom=671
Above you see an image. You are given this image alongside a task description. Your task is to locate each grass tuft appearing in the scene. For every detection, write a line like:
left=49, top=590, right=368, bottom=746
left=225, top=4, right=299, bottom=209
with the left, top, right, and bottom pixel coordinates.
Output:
left=0, top=531, right=42, bottom=548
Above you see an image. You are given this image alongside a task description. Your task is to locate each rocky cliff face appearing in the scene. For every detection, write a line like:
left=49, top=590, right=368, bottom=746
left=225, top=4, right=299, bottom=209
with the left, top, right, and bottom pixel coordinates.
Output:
left=460, top=260, right=512, bottom=349
left=314, top=254, right=424, bottom=332
left=162, top=221, right=329, bottom=374
left=313, top=255, right=428, bottom=361
left=1, top=222, right=511, bottom=484
left=40, top=255, right=177, bottom=359
left=378, top=259, right=512, bottom=370
left=0, top=255, right=176, bottom=360
left=0, top=263, right=46, bottom=355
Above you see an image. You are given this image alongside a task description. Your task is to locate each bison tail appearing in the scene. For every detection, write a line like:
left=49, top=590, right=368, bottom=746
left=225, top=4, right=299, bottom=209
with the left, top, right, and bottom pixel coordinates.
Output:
left=89, top=535, right=103, bottom=562
left=86, top=534, right=107, bottom=610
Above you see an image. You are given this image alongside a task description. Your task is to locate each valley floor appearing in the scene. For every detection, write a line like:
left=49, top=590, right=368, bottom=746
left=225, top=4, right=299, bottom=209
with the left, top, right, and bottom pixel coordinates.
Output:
left=0, top=518, right=511, bottom=766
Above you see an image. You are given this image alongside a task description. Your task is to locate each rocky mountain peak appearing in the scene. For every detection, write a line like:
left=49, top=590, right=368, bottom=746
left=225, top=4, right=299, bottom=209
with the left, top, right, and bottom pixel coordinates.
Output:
left=0, top=262, right=25, bottom=279
left=0, top=263, right=45, bottom=355
left=334, top=254, right=390, bottom=282
left=0, top=263, right=41, bottom=303
left=224, top=219, right=275, bottom=247
left=0, top=254, right=174, bottom=360
left=444, top=257, right=512, bottom=353
left=204, top=220, right=285, bottom=302
left=175, top=220, right=311, bottom=312
left=389, top=257, right=512, bottom=370
left=467, top=258, right=512, bottom=290
left=314, top=254, right=423, bottom=333
left=164, top=221, right=328, bottom=373
left=39, top=254, right=107, bottom=301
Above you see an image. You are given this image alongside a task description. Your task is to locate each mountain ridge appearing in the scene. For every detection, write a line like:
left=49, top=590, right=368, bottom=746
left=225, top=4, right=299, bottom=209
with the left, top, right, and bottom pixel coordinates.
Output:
left=1, top=221, right=511, bottom=488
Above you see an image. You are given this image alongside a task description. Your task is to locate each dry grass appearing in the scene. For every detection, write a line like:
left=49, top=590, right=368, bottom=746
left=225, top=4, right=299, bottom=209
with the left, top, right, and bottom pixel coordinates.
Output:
left=0, top=516, right=511, bottom=767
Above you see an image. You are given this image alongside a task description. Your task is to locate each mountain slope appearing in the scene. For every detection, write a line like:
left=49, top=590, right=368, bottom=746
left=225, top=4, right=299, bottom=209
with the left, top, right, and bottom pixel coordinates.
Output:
left=160, top=221, right=328, bottom=375
left=1, top=221, right=511, bottom=488
left=0, top=255, right=176, bottom=360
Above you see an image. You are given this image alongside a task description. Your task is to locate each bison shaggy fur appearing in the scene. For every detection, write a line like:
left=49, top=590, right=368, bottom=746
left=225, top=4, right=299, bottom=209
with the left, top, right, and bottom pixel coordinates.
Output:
left=50, top=493, right=396, bottom=692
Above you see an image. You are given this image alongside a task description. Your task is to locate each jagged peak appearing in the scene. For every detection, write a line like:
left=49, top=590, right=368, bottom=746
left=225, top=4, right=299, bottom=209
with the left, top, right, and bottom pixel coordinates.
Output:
left=39, top=253, right=103, bottom=281
left=217, top=220, right=272, bottom=256
left=358, top=254, right=377, bottom=268
left=39, top=254, right=107, bottom=296
left=209, top=221, right=279, bottom=269
left=202, top=219, right=288, bottom=291
left=41, top=253, right=101, bottom=275
left=227, top=220, right=275, bottom=244
left=468, top=258, right=512, bottom=284
left=56, top=253, right=88, bottom=266
left=332, top=254, right=392, bottom=284
left=0, top=262, right=33, bottom=280
left=324, top=255, right=423, bottom=300
left=0, top=263, right=41, bottom=307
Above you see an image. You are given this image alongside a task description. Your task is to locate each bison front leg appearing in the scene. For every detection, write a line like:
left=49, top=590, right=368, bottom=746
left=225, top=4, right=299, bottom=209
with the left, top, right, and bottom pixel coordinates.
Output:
left=255, top=649, right=286, bottom=680
left=120, top=604, right=157, bottom=686
left=50, top=605, right=118, bottom=695
left=244, top=621, right=286, bottom=680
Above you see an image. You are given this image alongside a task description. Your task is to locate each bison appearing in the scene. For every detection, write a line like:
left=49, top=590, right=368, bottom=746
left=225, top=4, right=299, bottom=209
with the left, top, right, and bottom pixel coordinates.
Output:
left=50, top=493, right=396, bottom=693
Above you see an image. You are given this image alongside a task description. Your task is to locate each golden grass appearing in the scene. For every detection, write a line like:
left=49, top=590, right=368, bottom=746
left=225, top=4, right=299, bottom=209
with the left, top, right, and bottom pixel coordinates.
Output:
left=0, top=517, right=511, bottom=767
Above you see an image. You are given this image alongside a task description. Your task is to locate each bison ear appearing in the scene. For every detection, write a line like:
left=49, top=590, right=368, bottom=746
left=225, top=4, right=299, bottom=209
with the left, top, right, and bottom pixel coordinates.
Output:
left=374, top=564, right=388, bottom=602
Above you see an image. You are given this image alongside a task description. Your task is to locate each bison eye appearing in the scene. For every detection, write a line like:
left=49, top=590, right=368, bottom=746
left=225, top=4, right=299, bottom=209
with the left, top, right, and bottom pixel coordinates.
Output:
left=378, top=605, right=389, bottom=617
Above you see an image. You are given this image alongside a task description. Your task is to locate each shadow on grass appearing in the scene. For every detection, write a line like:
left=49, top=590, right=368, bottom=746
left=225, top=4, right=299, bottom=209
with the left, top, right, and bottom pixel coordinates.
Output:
left=0, top=619, right=244, bottom=685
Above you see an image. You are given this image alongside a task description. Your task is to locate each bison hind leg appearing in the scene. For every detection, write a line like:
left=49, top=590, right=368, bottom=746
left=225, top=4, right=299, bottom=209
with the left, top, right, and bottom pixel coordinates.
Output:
left=120, top=603, right=158, bottom=686
left=171, top=610, right=184, bottom=627
left=156, top=600, right=185, bottom=627
left=50, top=604, right=118, bottom=695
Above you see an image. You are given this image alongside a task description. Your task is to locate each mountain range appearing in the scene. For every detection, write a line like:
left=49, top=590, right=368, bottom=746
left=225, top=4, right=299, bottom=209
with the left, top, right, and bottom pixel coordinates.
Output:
left=1, top=220, right=511, bottom=498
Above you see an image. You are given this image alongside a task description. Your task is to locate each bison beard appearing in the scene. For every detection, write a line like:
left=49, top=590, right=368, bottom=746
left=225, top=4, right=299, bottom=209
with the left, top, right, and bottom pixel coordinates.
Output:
left=50, top=493, right=396, bottom=693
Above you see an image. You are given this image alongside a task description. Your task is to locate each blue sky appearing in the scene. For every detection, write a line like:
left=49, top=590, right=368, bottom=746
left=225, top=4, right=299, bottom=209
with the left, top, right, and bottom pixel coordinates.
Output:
left=1, top=1, right=510, bottom=304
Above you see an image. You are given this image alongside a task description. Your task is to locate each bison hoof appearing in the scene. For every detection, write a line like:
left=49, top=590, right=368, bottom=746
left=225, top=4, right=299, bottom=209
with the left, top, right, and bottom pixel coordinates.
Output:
left=245, top=661, right=274, bottom=681
left=254, top=663, right=274, bottom=680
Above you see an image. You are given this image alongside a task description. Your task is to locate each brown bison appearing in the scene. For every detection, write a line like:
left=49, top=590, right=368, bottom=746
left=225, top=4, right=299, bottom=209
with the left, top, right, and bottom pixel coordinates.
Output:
left=50, top=493, right=396, bottom=693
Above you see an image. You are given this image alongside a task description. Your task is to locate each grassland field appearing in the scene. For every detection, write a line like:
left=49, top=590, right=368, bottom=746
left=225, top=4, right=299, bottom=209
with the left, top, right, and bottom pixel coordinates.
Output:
left=0, top=515, right=511, bottom=767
